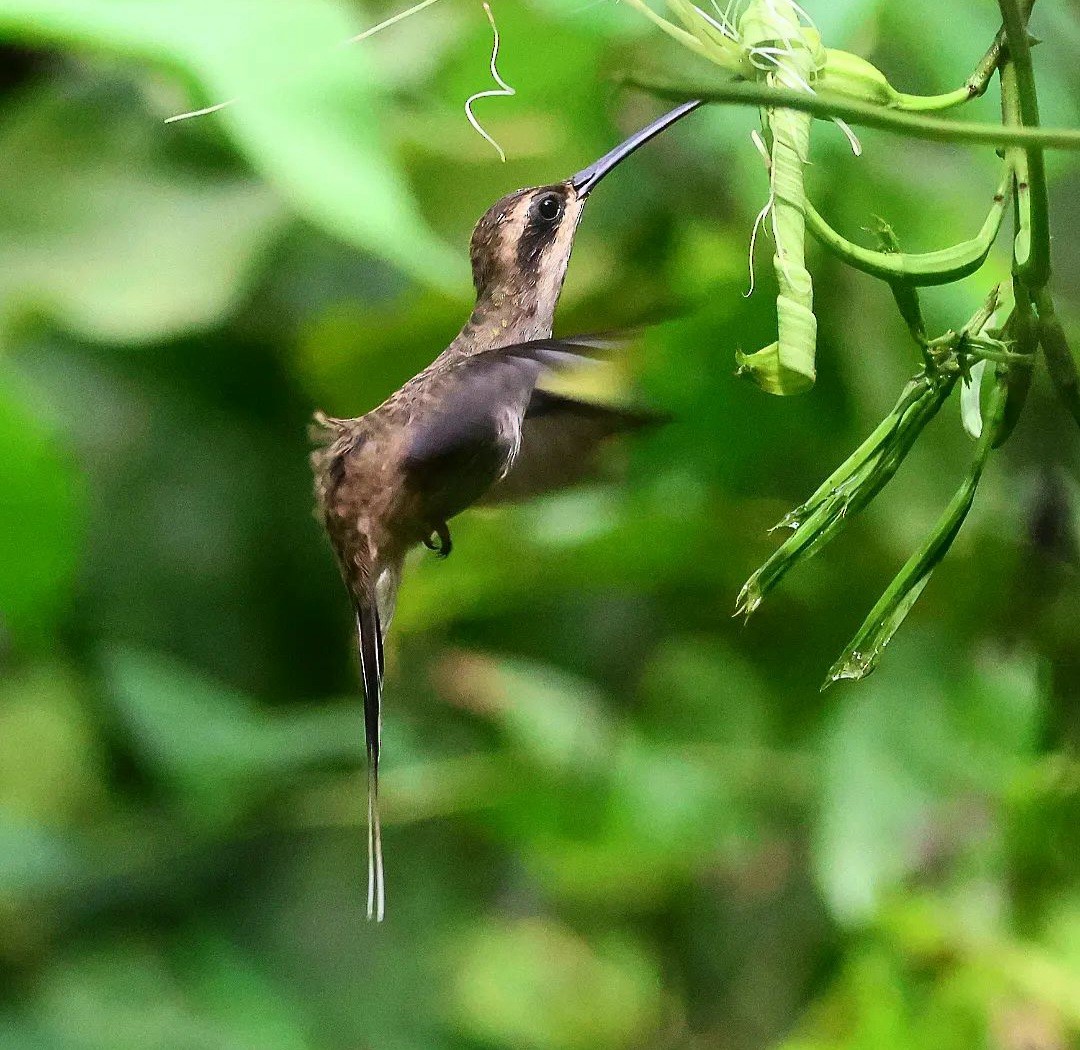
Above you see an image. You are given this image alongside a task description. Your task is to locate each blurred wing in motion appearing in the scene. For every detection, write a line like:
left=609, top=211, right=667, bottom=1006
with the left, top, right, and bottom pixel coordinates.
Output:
left=482, top=390, right=666, bottom=504
left=404, top=337, right=627, bottom=518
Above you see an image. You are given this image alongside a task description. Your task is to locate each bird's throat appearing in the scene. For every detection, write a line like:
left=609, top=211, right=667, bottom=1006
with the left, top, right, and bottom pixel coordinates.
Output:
left=451, top=284, right=557, bottom=354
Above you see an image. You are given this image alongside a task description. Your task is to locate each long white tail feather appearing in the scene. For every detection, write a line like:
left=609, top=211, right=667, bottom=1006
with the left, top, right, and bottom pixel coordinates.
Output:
left=367, top=761, right=385, bottom=922
left=356, top=596, right=386, bottom=922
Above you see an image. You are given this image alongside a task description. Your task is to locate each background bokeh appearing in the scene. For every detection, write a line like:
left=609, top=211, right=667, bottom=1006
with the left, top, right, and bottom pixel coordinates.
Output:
left=1, top=1, right=1079, bottom=1047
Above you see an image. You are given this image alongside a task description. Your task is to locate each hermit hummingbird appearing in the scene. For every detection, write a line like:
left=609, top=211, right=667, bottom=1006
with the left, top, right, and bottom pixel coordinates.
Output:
left=311, top=100, right=702, bottom=920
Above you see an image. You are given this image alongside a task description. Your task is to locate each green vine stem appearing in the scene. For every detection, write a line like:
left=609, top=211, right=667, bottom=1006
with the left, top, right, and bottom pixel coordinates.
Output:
left=1034, top=289, right=1080, bottom=428
left=626, top=77, right=1080, bottom=150
left=998, top=0, right=1050, bottom=288
left=995, top=286, right=1037, bottom=447
left=736, top=374, right=954, bottom=617
left=737, top=288, right=1005, bottom=622
left=630, top=0, right=1079, bottom=681
left=968, top=0, right=1036, bottom=98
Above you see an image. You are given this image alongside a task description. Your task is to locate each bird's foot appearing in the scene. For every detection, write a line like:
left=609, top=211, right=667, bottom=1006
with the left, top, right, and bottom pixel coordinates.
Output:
left=423, top=521, right=452, bottom=559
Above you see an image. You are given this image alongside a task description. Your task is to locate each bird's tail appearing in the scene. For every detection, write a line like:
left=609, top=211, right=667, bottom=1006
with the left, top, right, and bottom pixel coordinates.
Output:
left=355, top=590, right=385, bottom=922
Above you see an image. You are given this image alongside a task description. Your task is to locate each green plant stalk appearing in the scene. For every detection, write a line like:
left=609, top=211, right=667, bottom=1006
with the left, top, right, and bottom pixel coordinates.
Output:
left=890, top=85, right=971, bottom=112
left=870, top=221, right=933, bottom=362
left=1034, top=288, right=1080, bottom=428
left=825, top=376, right=1009, bottom=687
left=803, top=166, right=1012, bottom=285
left=869, top=221, right=932, bottom=355
left=998, top=0, right=1050, bottom=288
left=967, top=0, right=1037, bottom=99
left=625, top=77, right=1080, bottom=150
left=994, top=288, right=1036, bottom=447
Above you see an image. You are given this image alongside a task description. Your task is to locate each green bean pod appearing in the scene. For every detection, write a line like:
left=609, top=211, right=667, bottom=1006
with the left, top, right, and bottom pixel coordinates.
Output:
left=825, top=375, right=1009, bottom=686
left=803, top=167, right=1012, bottom=286
left=736, top=375, right=951, bottom=617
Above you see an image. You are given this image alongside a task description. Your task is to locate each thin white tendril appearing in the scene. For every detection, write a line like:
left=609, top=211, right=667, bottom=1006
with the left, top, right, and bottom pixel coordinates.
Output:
left=746, top=190, right=775, bottom=298
left=835, top=119, right=863, bottom=155
left=464, top=2, right=516, bottom=163
left=750, top=128, right=770, bottom=167
left=164, top=0, right=442, bottom=124
left=165, top=99, right=237, bottom=124
left=753, top=48, right=816, bottom=92
left=750, top=47, right=863, bottom=155
left=722, top=0, right=742, bottom=30
left=342, top=0, right=441, bottom=46
left=691, top=2, right=738, bottom=40
left=786, top=0, right=818, bottom=29
left=746, top=126, right=775, bottom=297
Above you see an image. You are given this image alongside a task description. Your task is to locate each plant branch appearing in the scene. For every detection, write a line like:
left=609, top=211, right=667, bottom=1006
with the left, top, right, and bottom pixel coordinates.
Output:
left=998, top=0, right=1051, bottom=287
left=967, top=0, right=1037, bottom=98
left=625, top=76, right=1080, bottom=150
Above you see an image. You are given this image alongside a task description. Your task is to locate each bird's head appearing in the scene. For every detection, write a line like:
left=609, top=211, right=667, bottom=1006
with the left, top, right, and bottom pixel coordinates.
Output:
left=465, top=101, right=700, bottom=340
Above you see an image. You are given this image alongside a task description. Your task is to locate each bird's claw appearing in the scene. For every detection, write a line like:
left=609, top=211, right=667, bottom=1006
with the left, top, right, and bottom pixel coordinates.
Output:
left=423, top=522, right=453, bottom=558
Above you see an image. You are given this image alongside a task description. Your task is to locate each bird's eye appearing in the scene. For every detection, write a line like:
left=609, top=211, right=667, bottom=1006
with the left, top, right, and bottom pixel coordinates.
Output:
left=536, top=194, right=562, bottom=222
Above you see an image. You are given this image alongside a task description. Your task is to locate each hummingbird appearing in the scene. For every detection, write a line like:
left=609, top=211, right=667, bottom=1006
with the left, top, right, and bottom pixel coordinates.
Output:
left=311, top=100, right=702, bottom=920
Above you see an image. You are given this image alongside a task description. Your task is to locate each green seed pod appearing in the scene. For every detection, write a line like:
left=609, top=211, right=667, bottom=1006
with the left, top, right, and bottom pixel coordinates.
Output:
left=818, top=49, right=900, bottom=107
left=803, top=166, right=1012, bottom=286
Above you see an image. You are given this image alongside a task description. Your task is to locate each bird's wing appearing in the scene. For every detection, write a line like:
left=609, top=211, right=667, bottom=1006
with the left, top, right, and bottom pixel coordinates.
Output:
left=402, top=338, right=622, bottom=523
left=480, top=390, right=666, bottom=504
left=404, top=336, right=663, bottom=511
left=404, top=337, right=616, bottom=469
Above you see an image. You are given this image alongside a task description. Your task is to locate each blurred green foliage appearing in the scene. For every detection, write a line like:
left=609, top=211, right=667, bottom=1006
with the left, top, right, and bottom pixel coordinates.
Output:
left=0, top=1, right=1079, bottom=1048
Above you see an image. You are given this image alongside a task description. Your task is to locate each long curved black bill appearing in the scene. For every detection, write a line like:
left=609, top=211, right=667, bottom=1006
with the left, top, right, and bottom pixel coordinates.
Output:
left=569, top=99, right=702, bottom=197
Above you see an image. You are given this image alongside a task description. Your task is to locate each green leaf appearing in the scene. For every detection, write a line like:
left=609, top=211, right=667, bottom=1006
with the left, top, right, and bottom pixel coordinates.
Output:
left=0, top=665, right=107, bottom=825
left=452, top=918, right=663, bottom=1050
left=0, top=369, right=83, bottom=645
left=0, top=818, right=83, bottom=896
left=0, top=84, right=284, bottom=343
left=815, top=646, right=1044, bottom=923
left=0, top=0, right=467, bottom=290
left=101, top=646, right=362, bottom=823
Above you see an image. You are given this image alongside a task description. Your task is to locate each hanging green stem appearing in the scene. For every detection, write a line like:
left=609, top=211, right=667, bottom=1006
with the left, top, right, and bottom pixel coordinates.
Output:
left=825, top=374, right=1009, bottom=686
left=994, top=286, right=1037, bottom=447
left=736, top=374, right=953, bottom=616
